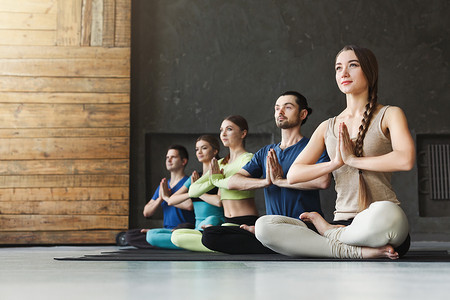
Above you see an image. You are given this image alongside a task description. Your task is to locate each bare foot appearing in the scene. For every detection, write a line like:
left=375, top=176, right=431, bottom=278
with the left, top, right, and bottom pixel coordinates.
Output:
left=240, top=224, right=255, bottom=234
left=362, top=245, right=399, bottom=260
left=140, top=229, right=149, bottom=233
left=300, top=212, right=343, bottom=235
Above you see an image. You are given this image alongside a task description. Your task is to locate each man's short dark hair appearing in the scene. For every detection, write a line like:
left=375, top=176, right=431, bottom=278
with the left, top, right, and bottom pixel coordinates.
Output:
left=280, top=91, right=313, bottom=125
left=168, top=144, right=189, bottom=161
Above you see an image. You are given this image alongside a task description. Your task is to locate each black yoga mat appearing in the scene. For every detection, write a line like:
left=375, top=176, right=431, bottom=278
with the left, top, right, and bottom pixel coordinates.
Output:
left=54, top=248, right=450, bottom=262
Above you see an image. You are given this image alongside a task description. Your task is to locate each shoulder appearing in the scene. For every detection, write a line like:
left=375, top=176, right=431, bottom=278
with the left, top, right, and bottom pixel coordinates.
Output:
left=242, top=152, right=254, bottom=161
left=256, top=144, right=277, bottom=154
left=313, top=119, right=331, bottom=138
left=384, top=105, right=405, bottom=116
left=290, top=137, right=310, bottom=151
left=318, top=119, right=331, bottom=131
left=382, top=105, right=408, bottom=126
left=234, top=152, right=254, bottom=166
left=250, top=144, right=278, bottom=164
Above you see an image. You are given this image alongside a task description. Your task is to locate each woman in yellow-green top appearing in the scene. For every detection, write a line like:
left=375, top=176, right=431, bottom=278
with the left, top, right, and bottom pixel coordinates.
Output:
left=171, top=115, right=260, bottom=252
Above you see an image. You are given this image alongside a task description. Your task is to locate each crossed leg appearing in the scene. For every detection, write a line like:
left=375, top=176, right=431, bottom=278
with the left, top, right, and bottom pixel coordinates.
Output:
left=298, top=201, right=409, bottom=259
left=300, top=212, right=344, bottom=235
left=256, top=202, right=409, bottom=259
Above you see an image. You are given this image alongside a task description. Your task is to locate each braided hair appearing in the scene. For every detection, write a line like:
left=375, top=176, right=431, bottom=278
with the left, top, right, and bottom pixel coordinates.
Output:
left=336, top=45, right=379, bottom=211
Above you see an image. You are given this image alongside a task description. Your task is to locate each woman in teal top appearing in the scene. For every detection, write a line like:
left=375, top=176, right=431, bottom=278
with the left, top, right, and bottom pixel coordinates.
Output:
left=171, top=115, right=259, bottom=252
left=167, top=135, right=225, bottom=227
left=148, top=135, right=225, bottom=250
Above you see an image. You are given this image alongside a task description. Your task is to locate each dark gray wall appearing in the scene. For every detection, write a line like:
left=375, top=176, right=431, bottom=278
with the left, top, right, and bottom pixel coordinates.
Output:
left=130, top=0, right=450, bottom=240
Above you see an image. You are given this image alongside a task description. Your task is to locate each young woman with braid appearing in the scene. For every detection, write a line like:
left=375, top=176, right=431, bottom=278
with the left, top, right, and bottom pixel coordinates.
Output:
left=255, top=45, right=415, bottom=259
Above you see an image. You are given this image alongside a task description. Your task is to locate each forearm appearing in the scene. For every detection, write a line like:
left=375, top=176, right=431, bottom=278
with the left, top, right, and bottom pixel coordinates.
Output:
left=166, top=192, right=190, bottom=206
left=188, top=173, right=213, bottom=198
left=276, top=173, right=331, bottom=190
left=287, top=161, right=338, bottom=184
left=346, top=150, right=415, bottom=172
left=143, top=198, right=162, bottom=217
left=173, top=200, right=193, bottom=211
left=228, top=173, right=268, bottom=190
left=199, top=193, right=222, bottom=207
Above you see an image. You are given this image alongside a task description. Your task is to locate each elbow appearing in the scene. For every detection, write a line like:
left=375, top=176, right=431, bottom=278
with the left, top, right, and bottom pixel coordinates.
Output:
left=287, top=168, right=308, bottom=185
left=318, top=174, right=331, bottom=190
left=286, top=172, right=298, bottom=185
left=402, top=158, right=415, bottom=171
left=142, top=204, right=155, bottom=218
left=188, top=191, right=199, bottom=198
left=227, top=175, right=238, bottom=190
left=227, top=181, right=236, bottom=190
left=400, top=152, right=416, bottom=171
left=391, top=148, right=415, bottom=171
left=183, top=198, right=194, bottom=211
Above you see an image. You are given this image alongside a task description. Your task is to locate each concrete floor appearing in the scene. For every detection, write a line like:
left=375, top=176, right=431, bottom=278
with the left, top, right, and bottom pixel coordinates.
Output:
left=1, top=242, right=449, bottom=300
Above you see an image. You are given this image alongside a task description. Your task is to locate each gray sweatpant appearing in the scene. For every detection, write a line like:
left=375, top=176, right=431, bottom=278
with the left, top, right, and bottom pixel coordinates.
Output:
left=255, top=201, right=409, bottom=258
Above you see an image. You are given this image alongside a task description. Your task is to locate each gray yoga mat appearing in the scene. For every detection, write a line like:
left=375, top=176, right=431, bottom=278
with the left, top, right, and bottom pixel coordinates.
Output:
left=54, top=248, right=450, bottom=262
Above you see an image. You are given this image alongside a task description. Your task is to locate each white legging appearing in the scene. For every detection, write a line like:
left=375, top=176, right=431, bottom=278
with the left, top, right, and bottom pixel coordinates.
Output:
left=255, top=201, right=409, bottom=258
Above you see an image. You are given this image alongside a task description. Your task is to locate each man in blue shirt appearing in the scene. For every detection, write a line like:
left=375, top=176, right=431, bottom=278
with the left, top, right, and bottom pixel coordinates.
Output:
left=124, top=145, right=195, bottom=248
left=202, top=91, right=330, bottom=254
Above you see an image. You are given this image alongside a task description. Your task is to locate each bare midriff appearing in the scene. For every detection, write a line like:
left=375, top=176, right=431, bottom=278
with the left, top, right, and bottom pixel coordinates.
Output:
left=221, top=198, right=258, bottom=218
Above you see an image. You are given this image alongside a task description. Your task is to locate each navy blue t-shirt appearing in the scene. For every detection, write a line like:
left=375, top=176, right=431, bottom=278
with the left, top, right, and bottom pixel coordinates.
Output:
left=242, top=137, right=329, bottom=218
left=150, top=175, right=195, bottom=229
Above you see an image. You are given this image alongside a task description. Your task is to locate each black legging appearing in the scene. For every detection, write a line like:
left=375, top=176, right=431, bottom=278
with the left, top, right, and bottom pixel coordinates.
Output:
left=201, top=215, right=276, bottom=254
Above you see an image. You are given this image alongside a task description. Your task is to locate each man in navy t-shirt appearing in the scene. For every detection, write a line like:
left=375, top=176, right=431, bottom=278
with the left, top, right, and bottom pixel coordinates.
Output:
left=208, top=91, right=330, bottom=254
left=242, top=139, right=329, bottom=218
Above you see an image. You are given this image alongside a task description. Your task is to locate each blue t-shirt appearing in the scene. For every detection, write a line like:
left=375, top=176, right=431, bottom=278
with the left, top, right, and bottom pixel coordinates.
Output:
left=150, top=175, right=195, bottom=229
left=242, top=137, right=329, bottom=218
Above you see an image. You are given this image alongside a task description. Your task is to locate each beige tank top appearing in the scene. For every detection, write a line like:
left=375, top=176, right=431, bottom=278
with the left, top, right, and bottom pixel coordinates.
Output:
left=325, top=105, right=399, bottom=221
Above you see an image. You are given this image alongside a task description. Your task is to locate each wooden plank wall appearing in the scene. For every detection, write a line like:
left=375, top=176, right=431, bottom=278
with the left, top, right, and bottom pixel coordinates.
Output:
left=0, top=0, right=131, bottom=244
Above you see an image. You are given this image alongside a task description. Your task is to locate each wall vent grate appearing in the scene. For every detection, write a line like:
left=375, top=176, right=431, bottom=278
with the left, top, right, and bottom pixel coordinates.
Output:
left=428, top=144, right=450, bottom=200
